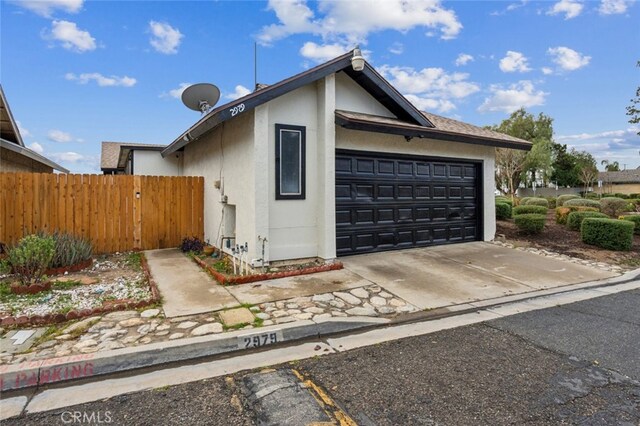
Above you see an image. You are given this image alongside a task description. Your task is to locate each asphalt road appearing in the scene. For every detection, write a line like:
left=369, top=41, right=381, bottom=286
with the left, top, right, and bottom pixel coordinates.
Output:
left=7, top=289, right=640, bottom=425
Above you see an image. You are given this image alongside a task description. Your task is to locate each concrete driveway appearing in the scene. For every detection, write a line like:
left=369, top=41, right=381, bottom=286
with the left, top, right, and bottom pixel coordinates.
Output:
left=341, top=242, right=618, bottom=310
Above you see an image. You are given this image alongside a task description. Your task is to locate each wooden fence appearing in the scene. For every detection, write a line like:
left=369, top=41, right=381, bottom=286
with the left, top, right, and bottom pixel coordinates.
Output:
left=0, top=173, right=204, bottom=253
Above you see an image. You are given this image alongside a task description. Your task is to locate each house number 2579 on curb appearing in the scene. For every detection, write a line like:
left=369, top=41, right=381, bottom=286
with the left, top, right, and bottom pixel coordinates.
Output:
left=230, top=103, right=245, bottom=116
left=238, top=329, right=283, bottom=349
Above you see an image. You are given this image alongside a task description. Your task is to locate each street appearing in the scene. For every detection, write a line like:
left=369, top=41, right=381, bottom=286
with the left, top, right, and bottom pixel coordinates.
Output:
left=6, top=289, right=640, bottom=425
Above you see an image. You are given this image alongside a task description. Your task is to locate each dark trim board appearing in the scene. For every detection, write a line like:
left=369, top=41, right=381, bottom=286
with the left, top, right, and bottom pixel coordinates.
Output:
left=335, top=149, right=484, bottom=256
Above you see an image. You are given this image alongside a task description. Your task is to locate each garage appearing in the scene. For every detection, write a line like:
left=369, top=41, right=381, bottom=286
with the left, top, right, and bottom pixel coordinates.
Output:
left=335, top=149, right=482, bottom=256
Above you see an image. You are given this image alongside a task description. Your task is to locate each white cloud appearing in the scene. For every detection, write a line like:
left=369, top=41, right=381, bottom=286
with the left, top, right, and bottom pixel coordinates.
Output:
left=389, top=42, right=404, bottom=55
left=49, top=151, right=85, bottom=163
left=65, top=72, right=137, bottom=87
left=11, top=0, right=83, bottom=18
left=160, top=82, right=192, bottom=99
left=548, top=46, right=591, bottom=71
left=28, top=142, right=44, bottom=154
left=478, top=80, right=548, bottom=113
left=598, top=0, right=632, bottom=14
left=148, top=21, right=183, bottom=54
left=557, top=126, right=640, bottom=167
left=455, top=53, right=474, bottom=66
left=499, top=51, right=531, bottom=73
left=225, top=85, right=252, bottom=100
left=47, top=20, right=96, bottom=52
left=16, top=121, right=31, bottom=138
left=257, top=0, right=462, bottom=46
left=299, top=42, right=348, bottom=62
left=378, top=65, right=480, bottom=113
left=491, top=0, right=529, bottom=16
left=547, top=0, right=583, bottom=19
left=541, top=67, right=553, bottom=75
left=47, top=129, right=73, bottom=143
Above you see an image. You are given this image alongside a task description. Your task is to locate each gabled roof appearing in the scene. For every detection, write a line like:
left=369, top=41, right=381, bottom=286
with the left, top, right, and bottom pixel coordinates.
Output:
left=101, top=141, right=166, bottom=171
left=334, top=110, right=531, bottom=150
left=162, top=50, right=434, bottom=156
left=599, top=169, right=640, bottom=184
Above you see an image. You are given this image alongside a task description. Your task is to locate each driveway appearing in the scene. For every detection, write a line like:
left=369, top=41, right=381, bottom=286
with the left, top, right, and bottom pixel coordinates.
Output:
left=341, top=242, right=619, bottom=310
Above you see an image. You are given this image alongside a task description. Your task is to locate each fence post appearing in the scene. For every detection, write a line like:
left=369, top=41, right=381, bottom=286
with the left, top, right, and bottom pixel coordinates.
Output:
left=133, top=176, right=142, bottom=250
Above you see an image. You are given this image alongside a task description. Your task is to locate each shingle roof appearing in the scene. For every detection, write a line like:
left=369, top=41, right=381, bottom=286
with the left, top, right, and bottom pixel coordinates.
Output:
left=599, top=169, right=640, bottom=184
left=100, top=141, right=166, bottom=170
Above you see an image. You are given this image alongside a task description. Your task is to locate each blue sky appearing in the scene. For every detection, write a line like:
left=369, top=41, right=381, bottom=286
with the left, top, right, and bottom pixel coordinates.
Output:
left=2, top=0, right=639, bottom=173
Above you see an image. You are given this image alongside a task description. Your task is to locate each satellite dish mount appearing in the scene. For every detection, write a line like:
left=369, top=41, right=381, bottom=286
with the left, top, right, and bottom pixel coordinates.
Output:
left=181, top=83, right=221, bottom=115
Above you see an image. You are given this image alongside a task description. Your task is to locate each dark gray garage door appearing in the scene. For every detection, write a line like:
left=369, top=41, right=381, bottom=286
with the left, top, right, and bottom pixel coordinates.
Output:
left=335, top=150, right=482, bottom=256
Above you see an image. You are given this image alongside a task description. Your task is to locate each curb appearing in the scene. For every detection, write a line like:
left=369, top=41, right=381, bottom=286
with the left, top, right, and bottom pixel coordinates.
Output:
left=1, top=268, right=639, bottom=393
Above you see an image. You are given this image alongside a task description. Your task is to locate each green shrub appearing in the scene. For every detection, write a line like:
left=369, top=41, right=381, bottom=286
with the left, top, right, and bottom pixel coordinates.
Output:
left=495, top=197, right=513, bottom=208
left=630, top=193, right=640, bottom=199
left=557, top=194, right=580, bottom=206
left=519, top=197, right=532, bottom=206
left=6, top=234, right=55, bottom=284
left=566, top=211, right=608, bottom=231
left=514, top=213, right=546, bottom=234
left=600, top=197, right=628, bottom=217
left=614, top=193, right=629, bottom=199
left=44, top=232, right=93, bottom=268
left=546, top=197, right=557, bottom=209
left=555, top=206, right=598, bottom=224
left=584, top=192, right=600, bottom=199
left=581, top=218, right=634, bottom=251
left=513, top=205, right=548, bottom=216
left=564, top=198, right=601, bottom=209
left=621, top=215, right=640, bottom=235
left=522, top=197, right=549, bottom=208
left=495, top=203, right=512, bottom=220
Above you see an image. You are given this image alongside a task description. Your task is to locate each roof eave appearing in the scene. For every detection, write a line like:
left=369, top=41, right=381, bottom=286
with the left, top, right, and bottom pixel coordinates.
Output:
left=0, top=138, right=70, bottom=172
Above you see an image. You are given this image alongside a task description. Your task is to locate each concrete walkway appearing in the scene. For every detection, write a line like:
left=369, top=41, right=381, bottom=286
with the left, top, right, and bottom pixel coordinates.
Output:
left=145, top=249, right=239, bottom=317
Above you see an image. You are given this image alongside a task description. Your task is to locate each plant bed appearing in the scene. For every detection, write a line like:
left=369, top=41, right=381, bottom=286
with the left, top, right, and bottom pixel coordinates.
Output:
left=44, top=258, right=94, bottom=276
left=191, top=253, right=343, bottom=285
left=9, top=281, right=52, bottom=295
left=496, top=209, right=640, bottom=269
left=0, top=252, right=160, bottom=327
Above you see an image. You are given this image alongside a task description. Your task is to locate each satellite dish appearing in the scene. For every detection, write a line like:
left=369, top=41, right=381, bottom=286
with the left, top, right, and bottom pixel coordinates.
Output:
left=181, top=83, right=220, bottom=114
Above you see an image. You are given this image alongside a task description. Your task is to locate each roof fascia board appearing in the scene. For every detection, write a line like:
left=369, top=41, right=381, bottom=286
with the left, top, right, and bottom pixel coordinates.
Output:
left=335, top=114, right=532, bottom=151
left=0, top=138, right=70, bottom=172
left=0, top=86, right=25, bottom=147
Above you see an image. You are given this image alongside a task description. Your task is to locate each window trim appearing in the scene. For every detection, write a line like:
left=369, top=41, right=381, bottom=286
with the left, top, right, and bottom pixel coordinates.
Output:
left=275, top=123, right=306, bottom=200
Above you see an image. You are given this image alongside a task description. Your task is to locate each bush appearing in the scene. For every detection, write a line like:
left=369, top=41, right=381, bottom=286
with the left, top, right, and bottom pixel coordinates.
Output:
left=621, top=215, right=640, bottom=235
left=513, top=205, right=548, bottom=216
left=555, top=206, right=598, bottom=224
left=495, top=203, right=512, bottom=220
left=584, top=192, right=600, bottom=199
left=546, top=197, right=557, bottom=209
left=600, top=197, right=628, bottom=217
left=514, top=214, right=546, bottom=234
left=581, top=218, right=634, bottom=251
left=6, top=235, right=55, bottom=284
left=557, top=194, right=580, bottom=206
left=566, top=211, right=608, bottom=231
left=495, top=197, right=513, bottom=208
left=45, top=232, right=93, bottom=268
left=180, top=236, right=204, bottom=253
left=521, top=197, right=549, bottom=208
left=613, top=193, right=629, bottom=199
left=518, top=197, right=532, bottom=206
left=564, top=198, right=601, bottom=209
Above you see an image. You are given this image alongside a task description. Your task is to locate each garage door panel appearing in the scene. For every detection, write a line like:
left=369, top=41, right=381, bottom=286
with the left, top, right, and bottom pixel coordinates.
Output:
left=336, top=151, right=481, bottom=255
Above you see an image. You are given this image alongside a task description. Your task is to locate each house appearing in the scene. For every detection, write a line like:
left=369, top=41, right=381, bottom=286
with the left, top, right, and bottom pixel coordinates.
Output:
left=599, top=168, right=640, bottom=195
left=100, top=141, right=182, bottom=175
left=161, top=50, right=531, bottom=264
left=0, top=86, right=68, bottom=173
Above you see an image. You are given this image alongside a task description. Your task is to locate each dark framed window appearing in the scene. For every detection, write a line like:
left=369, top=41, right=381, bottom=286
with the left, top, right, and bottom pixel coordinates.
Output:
left=275, top=124, right=306, bottom=200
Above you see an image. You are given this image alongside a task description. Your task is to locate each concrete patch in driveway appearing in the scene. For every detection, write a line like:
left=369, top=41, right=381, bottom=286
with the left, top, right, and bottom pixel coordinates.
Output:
left=341, top=242, right=620, bottom=310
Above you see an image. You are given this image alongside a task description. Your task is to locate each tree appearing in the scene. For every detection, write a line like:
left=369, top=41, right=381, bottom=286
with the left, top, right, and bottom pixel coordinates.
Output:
left=574, top=150, right=598, bottom=193
left=627, top=60, right=640, bottom=135
left=601, top=159, right=620, bottom=171
left=489, top=108, right=554, bottom=197
left=551, top=143, right=579, bottom=187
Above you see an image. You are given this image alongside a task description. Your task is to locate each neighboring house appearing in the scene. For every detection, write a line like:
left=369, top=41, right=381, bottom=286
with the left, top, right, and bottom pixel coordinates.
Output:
left=100, top=141, right=182, bottom=175
left=0, top=86, right=68, bottom=173
left=599, top=168, right=640, bottom=195
left=162, top=50, right=531, bottom=264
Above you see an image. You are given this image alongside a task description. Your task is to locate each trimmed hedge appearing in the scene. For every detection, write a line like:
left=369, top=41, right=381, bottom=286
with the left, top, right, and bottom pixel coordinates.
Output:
left=522, top=197, right=549, bottom=208
left=514, top=213, right=546, bottom=234
left=495, top=197, right=513, bottom=208
left=600, top=197, right=628, bottom=217
left=621, top=215, right=640, bottom=235
left=566, top=211, right=608, bottom=231
left=546, top=197, right=557, bottom=209
left=564, top=198, right=601, bottom=209
left=496, top=203, right=512, bottom=220
left=519, top=197, right=532, bottom=206
left=513, top=205, right=548, bottom=216
left=581, top=218, right=634, bottom=251
left=557, top=194, right=580, bottom=206
left=555, top=206, right=598, bottom=224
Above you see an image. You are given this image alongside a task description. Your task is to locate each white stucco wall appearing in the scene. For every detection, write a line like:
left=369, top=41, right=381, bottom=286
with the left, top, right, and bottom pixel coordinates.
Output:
left=335, top=72, right=395, bottom=118
left=336, top=128, right=497, bottom=242
left=132, top=150, right=182, bottom=176
left=182, top=111, right=257, bottom=256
